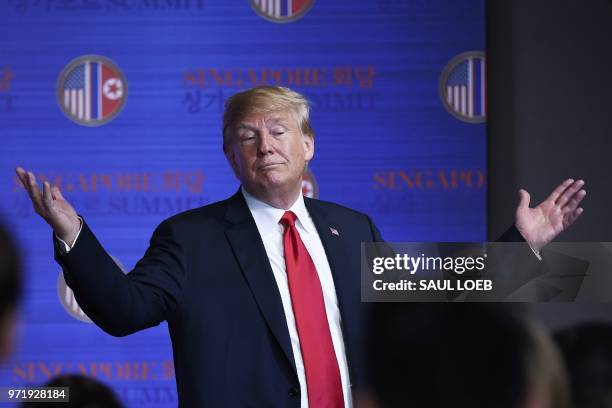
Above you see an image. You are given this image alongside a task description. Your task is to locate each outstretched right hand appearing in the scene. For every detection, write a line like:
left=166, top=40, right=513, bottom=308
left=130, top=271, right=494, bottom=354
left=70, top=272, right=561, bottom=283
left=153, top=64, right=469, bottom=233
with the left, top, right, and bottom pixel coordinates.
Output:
left=15, top=167, right=81, bottom=245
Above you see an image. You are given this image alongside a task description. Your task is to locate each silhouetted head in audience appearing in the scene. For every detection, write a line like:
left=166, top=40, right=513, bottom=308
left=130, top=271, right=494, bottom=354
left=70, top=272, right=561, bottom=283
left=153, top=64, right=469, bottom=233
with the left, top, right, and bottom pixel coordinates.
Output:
left=364, top=304, right=571, bottom=408
left=0, top=220, right=21, bottom=362
left=20, top=374, right=124, bottom=408
left=555, top=323, right=612, bottom=408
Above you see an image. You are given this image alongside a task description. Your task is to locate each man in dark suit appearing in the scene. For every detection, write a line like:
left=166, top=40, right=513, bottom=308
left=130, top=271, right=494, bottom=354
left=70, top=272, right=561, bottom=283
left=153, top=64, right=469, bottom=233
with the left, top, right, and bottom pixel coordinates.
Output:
left=15, top=86, right=586, bottom=407
left=0, top=220, right=21, bottom=364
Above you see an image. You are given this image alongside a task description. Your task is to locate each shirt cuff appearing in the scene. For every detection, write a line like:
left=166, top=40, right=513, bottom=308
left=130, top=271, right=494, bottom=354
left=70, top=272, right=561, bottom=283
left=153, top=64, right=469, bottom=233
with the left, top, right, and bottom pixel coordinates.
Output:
left=55, top=217, right=83, bottom=253
left=529, top=244, right=543, bottom=261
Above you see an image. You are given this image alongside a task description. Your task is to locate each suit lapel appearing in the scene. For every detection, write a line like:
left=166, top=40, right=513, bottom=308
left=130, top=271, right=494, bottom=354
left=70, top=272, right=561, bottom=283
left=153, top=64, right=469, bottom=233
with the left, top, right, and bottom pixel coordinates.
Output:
left=303, top=198, right=352, bottom=322
left=305, top=197, right=362, bottom=385
left=223, top=191, right=298, bottom=378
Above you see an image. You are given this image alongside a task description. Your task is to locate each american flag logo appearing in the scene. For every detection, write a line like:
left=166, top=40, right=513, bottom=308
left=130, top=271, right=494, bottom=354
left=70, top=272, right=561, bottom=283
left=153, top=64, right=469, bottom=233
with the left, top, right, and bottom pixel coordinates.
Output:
left=249, top=0, right=314, bottom=23
left=56, top=55, right=127, bottom=126
left=301, top=168, right=318, bottom=199
left=439, top=51, right=486, bottom=123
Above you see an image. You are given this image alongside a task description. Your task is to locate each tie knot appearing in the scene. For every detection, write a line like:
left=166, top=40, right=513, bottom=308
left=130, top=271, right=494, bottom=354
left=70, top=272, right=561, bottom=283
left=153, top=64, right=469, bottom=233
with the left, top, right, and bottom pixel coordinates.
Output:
left=280, top=211, right=297, bottom=228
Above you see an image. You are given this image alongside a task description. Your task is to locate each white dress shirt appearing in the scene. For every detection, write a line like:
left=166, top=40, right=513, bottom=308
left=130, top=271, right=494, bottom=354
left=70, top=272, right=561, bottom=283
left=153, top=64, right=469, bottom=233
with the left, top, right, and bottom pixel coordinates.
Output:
left=242, top=187, right=352, bottom=408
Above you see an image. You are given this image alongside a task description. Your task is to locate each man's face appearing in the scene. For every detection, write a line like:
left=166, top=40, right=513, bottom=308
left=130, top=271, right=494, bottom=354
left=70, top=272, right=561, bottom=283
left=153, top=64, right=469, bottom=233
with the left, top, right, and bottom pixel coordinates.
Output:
left=225, top=109, right=314, bottom=201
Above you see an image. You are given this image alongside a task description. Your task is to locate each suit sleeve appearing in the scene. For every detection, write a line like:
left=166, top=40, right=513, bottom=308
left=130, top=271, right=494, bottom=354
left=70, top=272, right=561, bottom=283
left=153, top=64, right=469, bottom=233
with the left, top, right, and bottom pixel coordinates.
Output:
left=496, top=225, right=525, bottom=242
left=54, top=218, right=186, bottom=337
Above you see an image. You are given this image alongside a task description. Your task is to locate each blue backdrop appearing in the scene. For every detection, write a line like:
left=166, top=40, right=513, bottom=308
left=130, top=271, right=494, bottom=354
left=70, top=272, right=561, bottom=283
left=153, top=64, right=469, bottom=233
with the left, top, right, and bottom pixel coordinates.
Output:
left=0, top=0, right=485, bottom=406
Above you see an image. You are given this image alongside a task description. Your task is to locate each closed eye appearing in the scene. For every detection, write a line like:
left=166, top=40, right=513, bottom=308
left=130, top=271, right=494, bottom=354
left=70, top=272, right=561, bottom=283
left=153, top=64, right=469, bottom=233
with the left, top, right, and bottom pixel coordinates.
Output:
left=238, top=131, right=257, bottom=144
left=271, top=127, right=287, bottom=136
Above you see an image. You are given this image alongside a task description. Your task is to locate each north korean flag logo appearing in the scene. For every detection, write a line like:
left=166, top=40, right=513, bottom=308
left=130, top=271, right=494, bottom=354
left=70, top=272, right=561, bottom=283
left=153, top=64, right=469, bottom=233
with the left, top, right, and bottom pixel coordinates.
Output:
left=249, top=0, right=314, bottom=23
left=56, top=55, right=128, bottom=126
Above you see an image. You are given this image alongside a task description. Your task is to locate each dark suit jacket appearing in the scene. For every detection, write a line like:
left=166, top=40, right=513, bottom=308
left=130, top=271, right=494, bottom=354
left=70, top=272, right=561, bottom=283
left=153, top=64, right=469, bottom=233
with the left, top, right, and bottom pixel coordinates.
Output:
left=54, top=190, right=383, bottom=407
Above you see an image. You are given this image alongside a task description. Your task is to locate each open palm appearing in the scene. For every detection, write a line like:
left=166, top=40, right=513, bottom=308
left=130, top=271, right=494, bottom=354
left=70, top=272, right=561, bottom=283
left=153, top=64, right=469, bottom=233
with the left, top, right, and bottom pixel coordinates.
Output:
left=15, top=167, right=81, bottom=244
left=515, top=179, right=586, bottom=251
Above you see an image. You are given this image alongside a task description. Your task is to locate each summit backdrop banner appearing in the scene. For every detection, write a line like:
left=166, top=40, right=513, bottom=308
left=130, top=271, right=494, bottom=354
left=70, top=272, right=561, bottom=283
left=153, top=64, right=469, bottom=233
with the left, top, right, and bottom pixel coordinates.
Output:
left=0, top=1, right=485, bottom=406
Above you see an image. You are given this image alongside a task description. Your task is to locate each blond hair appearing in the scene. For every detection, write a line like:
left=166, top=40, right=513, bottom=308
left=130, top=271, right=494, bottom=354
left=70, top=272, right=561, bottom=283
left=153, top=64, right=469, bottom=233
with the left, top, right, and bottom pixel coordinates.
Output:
left=222, top=86, right=313, bottom=153
left=525, top=322, right=572, bottom=408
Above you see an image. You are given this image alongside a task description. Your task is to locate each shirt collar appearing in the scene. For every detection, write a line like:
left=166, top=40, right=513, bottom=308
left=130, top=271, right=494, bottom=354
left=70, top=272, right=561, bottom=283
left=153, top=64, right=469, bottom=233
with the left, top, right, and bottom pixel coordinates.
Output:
left=241, top=186, right=313, bottom=234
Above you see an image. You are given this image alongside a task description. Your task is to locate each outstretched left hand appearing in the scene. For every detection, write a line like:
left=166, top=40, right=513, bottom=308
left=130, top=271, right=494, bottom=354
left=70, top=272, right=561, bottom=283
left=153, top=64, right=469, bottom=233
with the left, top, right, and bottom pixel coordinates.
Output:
left=515, top=178, right=586, bottom=251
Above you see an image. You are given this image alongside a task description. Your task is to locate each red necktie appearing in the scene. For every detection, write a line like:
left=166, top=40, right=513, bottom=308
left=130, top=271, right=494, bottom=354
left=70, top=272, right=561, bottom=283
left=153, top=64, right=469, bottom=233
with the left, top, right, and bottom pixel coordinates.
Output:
left=280, top=211, right=344, bottom=408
